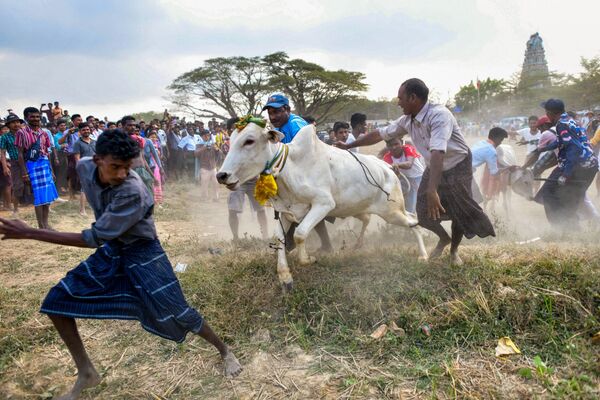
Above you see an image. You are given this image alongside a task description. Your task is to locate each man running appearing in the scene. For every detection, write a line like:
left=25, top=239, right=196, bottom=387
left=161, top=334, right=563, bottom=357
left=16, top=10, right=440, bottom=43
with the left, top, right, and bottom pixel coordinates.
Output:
left=534, top=99, right=598, bottom=227
left=336, top=79, right=495, bottom=265
left=0, top=129, right=241, bottom=400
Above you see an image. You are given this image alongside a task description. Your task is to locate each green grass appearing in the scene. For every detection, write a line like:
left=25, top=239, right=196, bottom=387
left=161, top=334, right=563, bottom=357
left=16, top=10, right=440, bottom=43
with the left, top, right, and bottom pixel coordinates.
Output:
left=1, top=198, right=599, bottom=398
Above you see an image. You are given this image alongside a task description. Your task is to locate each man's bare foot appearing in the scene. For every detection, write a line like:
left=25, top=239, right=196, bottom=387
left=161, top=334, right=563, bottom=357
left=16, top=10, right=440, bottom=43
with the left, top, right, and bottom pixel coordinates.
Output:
left=79, top=210, right=87, bottom=217
left=429, top=238, right=451, bottom=260
left=450, top=252, right=464, bottom=266
left=56, top=367, right=101, bottom=400
left=222, top=350, right=242, bottom=378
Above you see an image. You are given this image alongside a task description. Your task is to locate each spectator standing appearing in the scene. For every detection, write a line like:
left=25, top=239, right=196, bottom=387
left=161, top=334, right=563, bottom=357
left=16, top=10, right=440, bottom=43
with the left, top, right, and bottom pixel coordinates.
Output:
left=195, top=131, right=221, bottom=201
left=15, top=107, right=58, bottom=228
left=0, top=114, right=25, bottom=215
left=72, top=123, right=96, bottom=216
left=40, top=102, right=54, bottom=124
left=178, top=129, right=199, bottom=181
left=0, top=123, right=11, bottom=210
left=147, top=130, right=164, bottom=204
left=59, top=114, right=82, bottom=200
left=52, top=101, right=63, bottom=122
left=53, top=119, right=69, bottom=194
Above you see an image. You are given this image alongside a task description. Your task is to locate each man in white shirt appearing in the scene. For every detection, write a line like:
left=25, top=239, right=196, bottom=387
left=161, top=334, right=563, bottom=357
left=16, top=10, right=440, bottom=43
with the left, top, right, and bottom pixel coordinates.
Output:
left=517, top=116, right=540, bottom=164
left=333, top=121, right=358, bottom=153
left=336, top=78, right=494, bottom=265
left=178, top=130, right=200, bottom=180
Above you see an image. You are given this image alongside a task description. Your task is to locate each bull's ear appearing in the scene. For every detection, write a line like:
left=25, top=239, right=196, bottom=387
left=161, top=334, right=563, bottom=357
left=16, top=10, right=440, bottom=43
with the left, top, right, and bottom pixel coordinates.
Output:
left=267, top=129, right=284, bottom=143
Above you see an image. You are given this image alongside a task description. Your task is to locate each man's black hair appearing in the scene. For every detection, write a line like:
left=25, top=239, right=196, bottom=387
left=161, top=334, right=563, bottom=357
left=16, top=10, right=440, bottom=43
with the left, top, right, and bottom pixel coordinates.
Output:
left=528, top=115, right=538, bottom=122
left=78, top=122, right=90, bottom=130
left=54, top=101, right=59, bottom=105
left=121, top=115, right=136, bottom=124
left=488, top=127, right=508, bottom=141
left=96, top=129, right=140, bottom=161
left=303, top=115, right=316, bottom=124
left=401, top=78, right=429, bottom=102
left=350, top=113, right=367, bottom=128
left=56, top=118, right=66, bottom=125
left=226, top=117, right=238, bottom=131
left=333, top=121, right=350, bottom=132
left=86, top=115, right=94, bottom=121
left=23, top=107, right=40, bottom=118
left=71, top=114, right=81, bottom=120
left=107, top=122, right=117, bottom=128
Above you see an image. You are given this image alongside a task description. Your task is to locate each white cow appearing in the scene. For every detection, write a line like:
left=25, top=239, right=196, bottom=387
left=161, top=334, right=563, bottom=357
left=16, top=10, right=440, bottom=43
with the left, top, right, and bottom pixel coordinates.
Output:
left=217, top=121, right=428, bottom=292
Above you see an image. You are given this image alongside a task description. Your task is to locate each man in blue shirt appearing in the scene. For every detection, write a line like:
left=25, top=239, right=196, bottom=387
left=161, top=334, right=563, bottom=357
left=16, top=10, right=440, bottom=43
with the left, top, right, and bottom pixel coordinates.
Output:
left=535, top=99, right=598, bottom=227
left=263, top=93, right=333, bottom=252
left=470, top=127, right=509, bottom=203
left=262, top=93, right=308, bottom=143
left=471, top=127, right=509, bottom=176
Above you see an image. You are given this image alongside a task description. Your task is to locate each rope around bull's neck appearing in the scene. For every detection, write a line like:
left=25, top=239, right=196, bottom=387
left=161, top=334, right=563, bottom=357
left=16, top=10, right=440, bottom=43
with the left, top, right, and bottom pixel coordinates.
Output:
left=346, top=150, right=394, bottom=202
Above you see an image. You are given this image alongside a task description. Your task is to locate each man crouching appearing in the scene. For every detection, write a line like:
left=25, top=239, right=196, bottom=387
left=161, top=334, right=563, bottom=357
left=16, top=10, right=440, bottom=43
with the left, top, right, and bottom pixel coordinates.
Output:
left=0, top=129, right=241, bottom=399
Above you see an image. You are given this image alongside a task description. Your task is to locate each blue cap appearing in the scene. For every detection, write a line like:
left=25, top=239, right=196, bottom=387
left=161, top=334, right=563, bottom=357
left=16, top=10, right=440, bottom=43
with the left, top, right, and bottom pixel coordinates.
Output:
left=262, top=93, right=289, bottom=111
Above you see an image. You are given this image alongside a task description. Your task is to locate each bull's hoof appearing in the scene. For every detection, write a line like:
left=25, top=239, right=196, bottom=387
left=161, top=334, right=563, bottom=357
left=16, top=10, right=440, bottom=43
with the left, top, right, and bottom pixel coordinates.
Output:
left=281, top=281, right=294, bottom=294
left=418, top=255, right=429, bottom=262
left=299, top=255, right=317, bottom=266
left=450, top=253, right=464, bottom=266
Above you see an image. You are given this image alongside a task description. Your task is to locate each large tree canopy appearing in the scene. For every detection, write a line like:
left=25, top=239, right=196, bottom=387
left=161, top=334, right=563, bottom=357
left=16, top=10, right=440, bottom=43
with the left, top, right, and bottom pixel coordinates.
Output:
left=263, top=52, right=368, bottom=123
left=168, top=56, right=271, bottom=120
left=168, top=52, right=367, bottom=122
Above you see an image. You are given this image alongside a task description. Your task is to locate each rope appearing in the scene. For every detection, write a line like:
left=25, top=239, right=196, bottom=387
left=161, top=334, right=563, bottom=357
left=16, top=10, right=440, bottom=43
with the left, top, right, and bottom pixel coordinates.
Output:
left=346, top=150, right=394, bottom=202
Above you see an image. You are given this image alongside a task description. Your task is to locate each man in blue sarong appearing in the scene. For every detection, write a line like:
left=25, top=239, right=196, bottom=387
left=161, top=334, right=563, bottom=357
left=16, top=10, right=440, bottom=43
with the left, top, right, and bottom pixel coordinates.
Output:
left=0, top=129, right=241, bottom=399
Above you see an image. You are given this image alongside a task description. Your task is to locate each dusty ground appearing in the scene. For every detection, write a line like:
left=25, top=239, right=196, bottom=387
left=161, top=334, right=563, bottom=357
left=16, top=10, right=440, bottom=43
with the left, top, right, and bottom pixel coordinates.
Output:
left=1, top=139, right=599, bottom=399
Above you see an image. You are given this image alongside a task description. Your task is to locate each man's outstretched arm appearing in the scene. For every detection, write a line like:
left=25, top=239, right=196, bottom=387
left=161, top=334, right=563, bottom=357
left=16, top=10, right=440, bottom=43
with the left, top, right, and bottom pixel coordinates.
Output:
left=0, top=218, right=92, bottom=248
left=335, top=131, right=383, bottom=150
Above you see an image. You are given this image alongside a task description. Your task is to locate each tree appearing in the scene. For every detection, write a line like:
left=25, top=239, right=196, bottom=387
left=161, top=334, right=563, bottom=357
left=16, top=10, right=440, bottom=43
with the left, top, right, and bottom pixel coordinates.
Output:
left=571, top=56, right=600, bottom=109
left=454, top=78, right=509, bottom=114
left=262, top=52, right=368, bottom=123
left=168, top=56, right=272, bottom=120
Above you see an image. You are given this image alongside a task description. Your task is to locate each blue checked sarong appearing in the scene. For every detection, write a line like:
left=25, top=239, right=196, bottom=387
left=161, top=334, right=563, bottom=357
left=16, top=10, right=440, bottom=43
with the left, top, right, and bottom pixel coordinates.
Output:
left=40, top=239, right=204, bottom=342
left=26, top=158, right=58, bottom=206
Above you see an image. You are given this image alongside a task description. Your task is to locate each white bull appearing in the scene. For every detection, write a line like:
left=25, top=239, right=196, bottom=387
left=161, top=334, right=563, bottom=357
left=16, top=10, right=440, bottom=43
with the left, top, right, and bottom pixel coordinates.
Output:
left=217, top=122, right=428, bottom=292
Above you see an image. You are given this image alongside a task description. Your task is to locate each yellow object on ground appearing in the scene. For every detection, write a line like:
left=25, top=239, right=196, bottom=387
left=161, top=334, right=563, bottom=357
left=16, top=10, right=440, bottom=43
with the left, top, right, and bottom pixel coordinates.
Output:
left=495, top=337, right=521, bottom=358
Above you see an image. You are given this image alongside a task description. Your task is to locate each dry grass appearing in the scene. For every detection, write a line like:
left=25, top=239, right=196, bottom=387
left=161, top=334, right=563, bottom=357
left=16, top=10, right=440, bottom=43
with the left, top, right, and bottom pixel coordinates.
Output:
left=0, top=182, right=599, bottom=399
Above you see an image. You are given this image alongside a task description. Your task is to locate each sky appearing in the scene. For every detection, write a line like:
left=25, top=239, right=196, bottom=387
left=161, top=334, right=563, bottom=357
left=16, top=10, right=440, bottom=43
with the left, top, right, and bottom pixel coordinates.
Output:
left=1, top=0, right=598, bottom=120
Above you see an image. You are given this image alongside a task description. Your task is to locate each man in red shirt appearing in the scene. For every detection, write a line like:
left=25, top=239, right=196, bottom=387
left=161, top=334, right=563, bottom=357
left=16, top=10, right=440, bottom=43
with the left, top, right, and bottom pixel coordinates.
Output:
left=15, top=107, right=58, bottom=228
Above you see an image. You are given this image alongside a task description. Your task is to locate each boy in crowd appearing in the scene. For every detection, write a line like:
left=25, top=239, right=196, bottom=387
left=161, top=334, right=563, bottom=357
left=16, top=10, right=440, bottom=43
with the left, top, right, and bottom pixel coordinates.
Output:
left=0, top=114, right=26, bottom=215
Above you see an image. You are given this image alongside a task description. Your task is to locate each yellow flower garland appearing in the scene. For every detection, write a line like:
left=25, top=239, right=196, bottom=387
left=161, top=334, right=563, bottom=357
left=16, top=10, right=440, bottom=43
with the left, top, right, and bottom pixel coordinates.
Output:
left=254, top=174, right=278, bottom=205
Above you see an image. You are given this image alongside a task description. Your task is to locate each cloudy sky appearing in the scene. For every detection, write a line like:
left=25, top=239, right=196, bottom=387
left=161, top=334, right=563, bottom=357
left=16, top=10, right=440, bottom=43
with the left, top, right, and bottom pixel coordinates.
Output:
left=1, top=0, right=598, bottom=120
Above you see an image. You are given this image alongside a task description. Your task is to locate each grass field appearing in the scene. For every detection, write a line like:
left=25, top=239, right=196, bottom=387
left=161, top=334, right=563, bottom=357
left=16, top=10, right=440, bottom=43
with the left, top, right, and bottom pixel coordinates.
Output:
left=0, top=181, right=599, bottom=399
